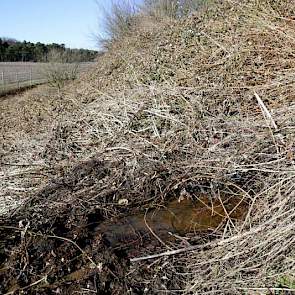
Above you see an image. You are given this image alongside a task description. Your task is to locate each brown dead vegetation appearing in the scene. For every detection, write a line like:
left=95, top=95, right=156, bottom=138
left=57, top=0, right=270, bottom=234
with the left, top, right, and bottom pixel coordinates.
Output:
left=1, top=0, right=295, bottom=294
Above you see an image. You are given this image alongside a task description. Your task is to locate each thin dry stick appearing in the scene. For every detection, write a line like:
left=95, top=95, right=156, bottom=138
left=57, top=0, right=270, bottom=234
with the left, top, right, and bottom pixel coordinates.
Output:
left=200, top=31, right=229, bottom=53
left=131, top=228, right=255, bottom=263
left=0, top=226, right=98, bottom=267
left=144, top=209, right=172, bottom=249
left=254, top=91, right=278, bottom=130
left=46, top=234, right=97, bottom=267
left=4, top=275, right=48, bottom=295
left=216, top=192, right=237, bottom=232
left=131, top=207, right=295, bottom=262
left=238, top=287, right=295, bottom=293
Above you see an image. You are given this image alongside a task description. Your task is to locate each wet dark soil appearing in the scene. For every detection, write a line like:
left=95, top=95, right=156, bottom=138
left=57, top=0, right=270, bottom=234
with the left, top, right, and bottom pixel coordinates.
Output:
left=0, top=158, right=248, bottom=294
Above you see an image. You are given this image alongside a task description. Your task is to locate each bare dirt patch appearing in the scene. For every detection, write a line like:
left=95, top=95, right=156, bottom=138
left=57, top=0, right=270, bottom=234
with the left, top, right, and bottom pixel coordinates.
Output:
left=1, top=0, right=295, bottom=293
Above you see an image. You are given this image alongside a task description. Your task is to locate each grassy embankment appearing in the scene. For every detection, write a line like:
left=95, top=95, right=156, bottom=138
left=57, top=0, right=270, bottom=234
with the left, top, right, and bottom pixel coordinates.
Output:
left=0, top=0, right=295, bottom=293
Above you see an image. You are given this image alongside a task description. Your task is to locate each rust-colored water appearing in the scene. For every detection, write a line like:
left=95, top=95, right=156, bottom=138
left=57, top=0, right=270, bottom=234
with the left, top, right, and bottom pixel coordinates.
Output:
left=97, top=196, right=248, bottom=249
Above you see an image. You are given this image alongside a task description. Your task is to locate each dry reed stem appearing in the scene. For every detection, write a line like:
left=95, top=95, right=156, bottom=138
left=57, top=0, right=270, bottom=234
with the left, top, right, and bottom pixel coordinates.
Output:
left=1, top=0, right=295, bottom=293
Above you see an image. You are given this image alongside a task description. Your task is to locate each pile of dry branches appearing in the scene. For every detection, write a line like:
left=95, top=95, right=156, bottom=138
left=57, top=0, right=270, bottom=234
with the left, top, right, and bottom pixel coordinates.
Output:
left=1, top=0, right=295, bottom=293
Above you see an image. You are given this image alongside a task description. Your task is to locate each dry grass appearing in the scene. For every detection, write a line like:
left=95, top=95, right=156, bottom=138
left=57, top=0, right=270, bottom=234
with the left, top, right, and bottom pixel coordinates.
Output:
left=0, top=85, right=72, bottom=215
left=143, top=0, right=209, bottom=19
left=48, top=83, right=295, bottom=292
left=1, top=0, right=295, bottom=293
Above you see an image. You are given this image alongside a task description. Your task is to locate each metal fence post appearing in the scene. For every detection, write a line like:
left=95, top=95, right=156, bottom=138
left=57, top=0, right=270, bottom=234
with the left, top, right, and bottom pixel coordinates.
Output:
left=1, top=71, right=5, bottom=90
left=30, top=69, right=32, bottom=86
left=16, top=72, right=19, bottom=88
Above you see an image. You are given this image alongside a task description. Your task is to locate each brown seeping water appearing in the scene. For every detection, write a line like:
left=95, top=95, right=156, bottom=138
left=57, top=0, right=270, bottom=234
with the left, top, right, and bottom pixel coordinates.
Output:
left=1, top=196, right=248, bottom=293
left=97, top=195, right=248, bottom=249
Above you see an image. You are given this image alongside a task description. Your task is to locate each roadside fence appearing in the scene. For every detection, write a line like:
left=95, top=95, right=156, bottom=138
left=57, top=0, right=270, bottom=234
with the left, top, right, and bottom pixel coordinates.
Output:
left=0, top=62, right=94, bottom=93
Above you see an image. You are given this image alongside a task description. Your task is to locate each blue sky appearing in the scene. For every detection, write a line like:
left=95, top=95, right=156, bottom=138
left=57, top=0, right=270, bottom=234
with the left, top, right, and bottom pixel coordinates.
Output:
left=0, top=0, right=129, bottom=50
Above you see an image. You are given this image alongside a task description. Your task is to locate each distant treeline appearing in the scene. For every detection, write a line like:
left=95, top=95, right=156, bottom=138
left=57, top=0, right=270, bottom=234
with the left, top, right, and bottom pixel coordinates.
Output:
left=0, top=38, right=98, bottom=62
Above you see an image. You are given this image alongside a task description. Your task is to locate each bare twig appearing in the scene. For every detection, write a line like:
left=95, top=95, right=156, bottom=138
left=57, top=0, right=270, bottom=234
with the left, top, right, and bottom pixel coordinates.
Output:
left=254, top=91, right=278, bottom=130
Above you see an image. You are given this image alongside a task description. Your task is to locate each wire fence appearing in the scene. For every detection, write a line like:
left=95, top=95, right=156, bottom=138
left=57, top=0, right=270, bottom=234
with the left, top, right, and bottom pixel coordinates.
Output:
left=0, top=62, right=94, bottom=93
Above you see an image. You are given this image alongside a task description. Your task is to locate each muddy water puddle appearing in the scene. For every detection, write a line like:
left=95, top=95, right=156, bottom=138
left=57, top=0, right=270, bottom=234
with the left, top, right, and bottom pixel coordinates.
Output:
left=0, top=195, right=248, bottom=294
left=97, top=196, right=248, bottom=251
